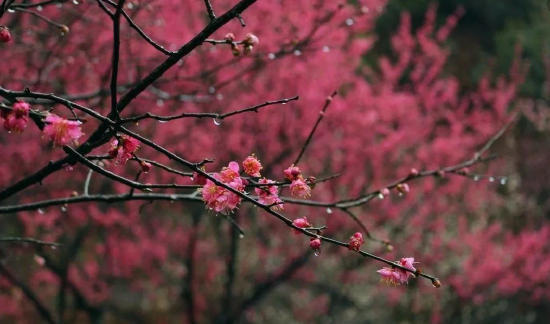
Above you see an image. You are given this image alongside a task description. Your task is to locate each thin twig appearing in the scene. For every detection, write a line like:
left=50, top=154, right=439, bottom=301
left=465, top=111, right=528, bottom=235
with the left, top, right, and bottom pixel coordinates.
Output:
left=0, top=237, right=62, bottom=247
left=203, top=0, right=216, bottom=20
left=293, top=91, right=337, bottom=165
left=121, top=96, right=299, bottom=123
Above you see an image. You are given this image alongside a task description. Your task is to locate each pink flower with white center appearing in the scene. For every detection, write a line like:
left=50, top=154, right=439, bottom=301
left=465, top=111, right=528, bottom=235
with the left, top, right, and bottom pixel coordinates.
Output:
left=284, top=165, right=301, bottom=181
left=108, top=135, right=140, bottom=165
left=292, top=216, right=311, bottom=235
left=43, top=114, right=83, bottom=146
left=348, top=232, right=365, bottom=251
left=290, top=177, right=311, bottom=198
left=242, top=155, right=262, bottom=177
left=2, top=101, right=30, bottom=133
left=254, top=178, right=283, bottom=210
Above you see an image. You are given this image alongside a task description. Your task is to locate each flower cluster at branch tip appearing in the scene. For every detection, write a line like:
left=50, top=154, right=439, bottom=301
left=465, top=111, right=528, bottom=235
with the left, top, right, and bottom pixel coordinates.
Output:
left=108, top=135, right=140, bottom=165
left=292, top=216, right=311, bottom=235
left=284, top=165, right=312, bottom=198
left=225, top=32, right=259, bottom=56
left=43, top=114, right=84, bottom=147
left=377, top=257, right=418, bottom=286
left=348, top=232, right=364, bottom=251
left=0, top=26, right=11, bottom=43
left=254, top=178, right=283, bottom=210
left=1, top=101, right=30, bottom=132
left=242, top=155, right=262, bottom=177
left=201, top=161, right=245, bottom=215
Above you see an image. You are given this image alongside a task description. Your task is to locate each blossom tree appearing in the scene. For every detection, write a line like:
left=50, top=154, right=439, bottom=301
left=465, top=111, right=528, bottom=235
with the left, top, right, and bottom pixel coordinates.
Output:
left=0, top=1, right=547, bottom=323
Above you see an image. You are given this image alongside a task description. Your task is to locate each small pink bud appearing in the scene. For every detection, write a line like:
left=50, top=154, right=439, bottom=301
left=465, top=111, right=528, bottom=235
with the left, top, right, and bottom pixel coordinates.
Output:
left=244, top=33, right=259, bottom=46
left=380, top=188, right=390, bottom=196
left=309, top=237, right=321, bottom=250
left=192, top=172, right=207, bottom=185
left=231, top=43, right=241, bottom=57
left=224, top=32, right=235, bottom=42
left=140, top=161, right=152, bottom=173
left=348, top=232, right=364, bottom=251
left=409, top=168, right=419, bottom=177
left=243, top=45, right=253, bottom=55
left=432, top=278, right=442, bottom=288
left=396, top=183, right=409, bottom=195
left=0, top=26, right=11, bottom=43
left=12, top=102, right=30, bottom=117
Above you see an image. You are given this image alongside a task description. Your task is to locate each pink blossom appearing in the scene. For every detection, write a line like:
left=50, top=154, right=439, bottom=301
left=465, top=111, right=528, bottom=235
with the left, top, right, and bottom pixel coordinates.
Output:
left=43, top=114, right=83, bottom=146
left=140, top=161, right=152, bottom=173
left=220, top=161, right=240, bottom=183
left=192, top=171, right=207, bottom=185
left=201, top=163, right=245, bottom=214
left=290, top=178, right=311, bottom=198
left=396, top=183, right=410, bottom=195
left=254, top=178, right=283, bottom=210
left=244, top=33, right=259, bottom=46
left=377, top=268, right=403, bottom=286
left=242, top=155, right=262, bottom=177
left=377, top=257, right=418, bottom=286
left=2, top=101, right=30, bottom=132
left=108, top=135, right=140, bottom=165
left=0, top=26, right=11, bottom=43
left=348, top=232, right=364, bottom=251
left=310, top=237, right=321, bottom=251
left=292, top=217, right=311, bottom=235
left=284, top=165, right=301, bottom=181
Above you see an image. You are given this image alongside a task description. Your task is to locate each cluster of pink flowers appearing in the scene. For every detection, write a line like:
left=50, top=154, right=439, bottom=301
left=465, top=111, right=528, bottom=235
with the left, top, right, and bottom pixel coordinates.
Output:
left=254, top=178, right=283, bottom=210
left=108, top=135, right=140, bottom=165
left=284, top=165, right=312, bottom=198
left=377, top=257, right=418, bottom=286
left=348, top=232, right=365, bottom=251
left=225, top=32, right=259, bottom=56
left=1, top=101, right=30, bottom=132
left=201, top=161, right=245, bottom=215
left=43, top=114, right=84, bottom=146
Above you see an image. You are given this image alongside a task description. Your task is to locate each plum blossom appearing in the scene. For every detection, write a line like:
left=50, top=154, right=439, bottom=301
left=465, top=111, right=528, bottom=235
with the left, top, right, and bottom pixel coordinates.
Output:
left=2, top=101, right=30, bottom=132
left=310, top=237, right=321, bottom=254
left=242, top=155, right=262, bottom=177
left=348, top=232, right=364, bottom=251
left=290, top=177, right=311, bottom=198
left=254, top=178, right=283, bottom=210
left=43, top=114, right=83, bottom=146
left=377, top=257, right=418, bottom=286
left=284, top=165, right=301, bottom=181
left=108, top=135, right=140, bottom=165
left=201, top=162, right=245, bottom=214
left=292, top=216, right=311, bottom=235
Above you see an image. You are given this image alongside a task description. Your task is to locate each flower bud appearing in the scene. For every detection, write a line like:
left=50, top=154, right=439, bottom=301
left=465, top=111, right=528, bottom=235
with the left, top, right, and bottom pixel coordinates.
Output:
left=224, top=32, right=235, bottom=42
left=309, top=237, right=321, bottom=250
left=244, top=33, right=259, bottom=46
left=231, top=43, right=241, bottom=57
left=140, top=161, right=152, bottom=173
left=0, top=26, right=11, bottom=43
left=409, top=168, right=419, bottom=177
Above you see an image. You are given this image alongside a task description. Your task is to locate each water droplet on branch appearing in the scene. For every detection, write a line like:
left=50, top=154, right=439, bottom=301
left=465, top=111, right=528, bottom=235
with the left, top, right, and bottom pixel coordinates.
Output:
left=213, top=118, right=223, bottom=126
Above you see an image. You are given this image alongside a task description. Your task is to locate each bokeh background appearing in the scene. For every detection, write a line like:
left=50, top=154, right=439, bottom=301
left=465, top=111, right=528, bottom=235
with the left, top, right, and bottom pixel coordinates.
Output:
left=0, top=0, right=549, bottom=323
